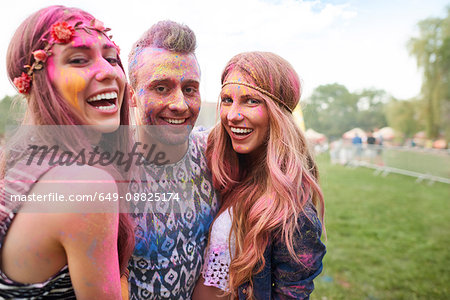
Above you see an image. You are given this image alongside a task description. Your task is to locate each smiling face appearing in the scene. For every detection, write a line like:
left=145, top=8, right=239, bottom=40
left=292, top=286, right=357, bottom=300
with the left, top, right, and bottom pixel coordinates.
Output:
left=131, top=47, right=201, bottom=145
left=220, top=70, right=270, bottom=156
left=46, top=27, right=126, bottom=132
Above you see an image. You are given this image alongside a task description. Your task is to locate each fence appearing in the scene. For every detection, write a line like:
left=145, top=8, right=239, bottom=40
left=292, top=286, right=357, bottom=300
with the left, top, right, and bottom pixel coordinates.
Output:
left=329, top=142, right=450, bottom=185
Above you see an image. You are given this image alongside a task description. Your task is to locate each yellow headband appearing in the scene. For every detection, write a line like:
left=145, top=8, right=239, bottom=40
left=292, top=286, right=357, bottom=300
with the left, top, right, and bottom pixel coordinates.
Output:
left=221, top=81, right=293, bottom=113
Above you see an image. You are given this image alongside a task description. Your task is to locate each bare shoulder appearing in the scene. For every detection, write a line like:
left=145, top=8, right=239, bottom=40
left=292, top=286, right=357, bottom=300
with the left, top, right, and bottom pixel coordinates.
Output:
left=24, top=164, right=119, bottom=221
left=42, top=164, right=117, bottom=184
left=3, top=166, right=120, bottom=283
left=31, top=165, right=118, bottom=197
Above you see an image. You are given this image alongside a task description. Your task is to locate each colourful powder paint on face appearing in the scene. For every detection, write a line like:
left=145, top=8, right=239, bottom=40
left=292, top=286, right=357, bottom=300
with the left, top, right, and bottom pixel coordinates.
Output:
left=220, top=70, right=270, bottom=156
left=58, top=69, right=87, bottom=109
left=133, top=48, right=201, bottom=126
left=130, top=47, right=201, bottom=151
left=44, top=25, right=126, bottom=132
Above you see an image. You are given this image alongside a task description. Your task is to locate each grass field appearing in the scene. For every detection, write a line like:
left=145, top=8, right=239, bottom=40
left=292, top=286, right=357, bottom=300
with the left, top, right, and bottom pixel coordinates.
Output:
left=382, top=148, right=450, bottom=179
left=311, top=154, right=450, bottom=300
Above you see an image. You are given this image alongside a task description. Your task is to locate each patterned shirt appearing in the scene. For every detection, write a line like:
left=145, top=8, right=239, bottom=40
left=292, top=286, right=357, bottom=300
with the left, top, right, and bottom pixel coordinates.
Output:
left=128, top=130, right=219, bottom=300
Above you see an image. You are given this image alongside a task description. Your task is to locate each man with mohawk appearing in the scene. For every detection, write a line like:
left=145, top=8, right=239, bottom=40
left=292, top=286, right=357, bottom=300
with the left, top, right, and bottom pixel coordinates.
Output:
left=126, top=20, right=218, bottom=299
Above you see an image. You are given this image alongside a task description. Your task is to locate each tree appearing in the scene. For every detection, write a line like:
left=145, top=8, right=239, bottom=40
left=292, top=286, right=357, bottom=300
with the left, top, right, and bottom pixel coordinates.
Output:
left=408, top=6, right=450, bottom=140
left=303, top=83, right=358, bottom=139
left=385, top=98, right=423, bottom=139
left=439, top=7, right=450, bottom=141
left=0, top=95, right=25, bottom=138
left=303, top=84, right=388, bottom=139
left=355, top=88, right=388, bottom=131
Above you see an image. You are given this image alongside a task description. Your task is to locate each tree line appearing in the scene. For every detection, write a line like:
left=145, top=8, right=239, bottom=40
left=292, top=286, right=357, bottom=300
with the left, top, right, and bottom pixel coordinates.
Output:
left=1, top=6, right=449, bottom=143
left=306, top=6, right=450, bottom=142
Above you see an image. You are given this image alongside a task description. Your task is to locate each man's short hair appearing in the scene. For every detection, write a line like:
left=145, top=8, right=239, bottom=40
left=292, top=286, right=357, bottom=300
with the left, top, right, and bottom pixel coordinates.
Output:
left=128, top=20, right=197, bottom=88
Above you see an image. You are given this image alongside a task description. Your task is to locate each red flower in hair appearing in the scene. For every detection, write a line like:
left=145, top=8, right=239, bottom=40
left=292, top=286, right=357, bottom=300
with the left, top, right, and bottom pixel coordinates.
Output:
left=33, top=50, right=48, bottom=63
left=13, top=72, right=31, bottom=94
left=50, top=22, right=75, bottom=43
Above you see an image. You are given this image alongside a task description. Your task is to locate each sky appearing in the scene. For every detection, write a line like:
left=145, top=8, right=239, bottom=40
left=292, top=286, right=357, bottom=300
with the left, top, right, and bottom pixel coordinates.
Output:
left=0, top=0, right=448, bottom=103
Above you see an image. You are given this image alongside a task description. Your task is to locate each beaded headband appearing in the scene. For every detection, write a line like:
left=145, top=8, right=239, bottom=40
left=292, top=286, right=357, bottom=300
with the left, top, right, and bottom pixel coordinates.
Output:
left=13, top=19, right=119, bottom=94
left=221, top=81, right=293, bottom=113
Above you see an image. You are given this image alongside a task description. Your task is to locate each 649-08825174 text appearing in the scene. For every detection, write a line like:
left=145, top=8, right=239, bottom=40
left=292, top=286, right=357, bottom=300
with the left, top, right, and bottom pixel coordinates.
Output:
left=9, top=192, right=180, bottom=202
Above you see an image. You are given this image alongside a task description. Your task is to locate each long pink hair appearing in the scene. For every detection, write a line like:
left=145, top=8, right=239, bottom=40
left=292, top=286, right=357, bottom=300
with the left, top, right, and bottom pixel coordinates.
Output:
left=3, top=5, right=134, bottom=275
left=206, top=52, right=325, bottom=298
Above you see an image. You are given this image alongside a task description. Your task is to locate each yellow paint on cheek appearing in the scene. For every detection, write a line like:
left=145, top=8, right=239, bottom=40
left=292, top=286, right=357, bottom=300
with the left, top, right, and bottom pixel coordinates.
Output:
left=59, top=69, right=86, bottom=110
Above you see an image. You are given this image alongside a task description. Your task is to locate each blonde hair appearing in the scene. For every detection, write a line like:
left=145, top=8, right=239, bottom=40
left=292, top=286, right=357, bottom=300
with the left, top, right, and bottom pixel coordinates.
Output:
left=206, top=52, right=324, bottom=299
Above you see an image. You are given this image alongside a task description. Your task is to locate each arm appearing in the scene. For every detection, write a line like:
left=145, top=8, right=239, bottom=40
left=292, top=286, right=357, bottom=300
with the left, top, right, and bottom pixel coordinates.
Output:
left=272, top=205, right=326, bottom=300
left=192, top=276, right=231, bottom=300
left=59, top=212, right=121, bottom=299
left=32, top=165, right=122, bottom=299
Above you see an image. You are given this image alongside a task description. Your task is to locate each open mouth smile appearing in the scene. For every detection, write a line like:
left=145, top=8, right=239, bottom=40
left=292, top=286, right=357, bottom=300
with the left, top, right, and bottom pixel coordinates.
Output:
left=86, top=92, right=118, bottom=112
left=230, top=127, right=253, bottom=135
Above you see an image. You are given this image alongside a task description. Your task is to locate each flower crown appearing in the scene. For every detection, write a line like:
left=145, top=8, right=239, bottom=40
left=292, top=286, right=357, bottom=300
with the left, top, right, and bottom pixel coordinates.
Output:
left=13, top=19, right=119, bottom=94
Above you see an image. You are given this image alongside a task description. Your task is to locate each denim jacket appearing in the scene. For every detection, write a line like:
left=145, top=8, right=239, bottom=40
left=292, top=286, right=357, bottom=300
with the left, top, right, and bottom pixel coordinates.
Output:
left=237, top=203, right=326, bottom=299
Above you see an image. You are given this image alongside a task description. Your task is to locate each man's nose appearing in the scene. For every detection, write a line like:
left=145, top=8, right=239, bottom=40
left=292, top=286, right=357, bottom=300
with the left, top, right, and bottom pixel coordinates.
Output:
left=168, top=89, right=188, bottom=112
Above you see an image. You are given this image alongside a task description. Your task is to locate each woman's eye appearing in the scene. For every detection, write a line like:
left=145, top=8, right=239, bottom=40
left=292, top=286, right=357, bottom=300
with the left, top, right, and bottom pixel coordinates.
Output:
left=68, top=57, right=88, bottom=65
left=106, top=57, right=119, bottom=65
left=247, top=98, right=261, bottom=105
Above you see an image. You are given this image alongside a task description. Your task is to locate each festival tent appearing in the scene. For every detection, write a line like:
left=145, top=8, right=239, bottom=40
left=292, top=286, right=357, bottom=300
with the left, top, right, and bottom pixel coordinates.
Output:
left=432, top=139, right=447, bottom=149
left=374, top=127, right=395, bottom=140
left=305, top=128, right=327, bottom=143
left=412, top=131, right=427, bottom=147
left=414, top=131, right=426, bottom=139
left=342, top=128, right=366, bottom=139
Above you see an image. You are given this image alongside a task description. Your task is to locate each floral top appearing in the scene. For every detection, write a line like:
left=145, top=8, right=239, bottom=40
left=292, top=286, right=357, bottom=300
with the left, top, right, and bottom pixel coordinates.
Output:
left=201, top=208, right=235, bottom=291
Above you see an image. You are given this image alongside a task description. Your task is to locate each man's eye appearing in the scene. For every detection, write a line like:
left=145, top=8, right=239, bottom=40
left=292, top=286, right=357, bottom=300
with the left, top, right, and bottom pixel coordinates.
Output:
left=184, top=87, right=197, bottom=94
left=221, top=97, right=233, bottom=104
left=155, top=86, right=168, bottom=93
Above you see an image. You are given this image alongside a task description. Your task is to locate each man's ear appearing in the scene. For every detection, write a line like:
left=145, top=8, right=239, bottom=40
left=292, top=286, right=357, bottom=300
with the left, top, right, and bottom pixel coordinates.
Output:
left=129, top=87, right=137, bottom=107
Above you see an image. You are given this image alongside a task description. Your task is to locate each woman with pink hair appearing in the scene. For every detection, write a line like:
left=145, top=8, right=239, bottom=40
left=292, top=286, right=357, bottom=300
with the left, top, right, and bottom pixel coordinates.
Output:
left=193, top=52, right=326, bottom=299
left=0, top=5, right=133, bottom=299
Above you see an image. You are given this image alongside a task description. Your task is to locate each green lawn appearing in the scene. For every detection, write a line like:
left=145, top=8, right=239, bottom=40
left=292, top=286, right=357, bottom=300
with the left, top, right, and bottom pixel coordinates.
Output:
left=382, top=148, right=450, bottom=179
left=312, top=154, right=450, bottom=300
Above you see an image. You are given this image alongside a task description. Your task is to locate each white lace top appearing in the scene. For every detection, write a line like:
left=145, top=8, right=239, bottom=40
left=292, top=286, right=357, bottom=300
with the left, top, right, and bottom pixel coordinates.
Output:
left=201, top=208, right=235, bottom=291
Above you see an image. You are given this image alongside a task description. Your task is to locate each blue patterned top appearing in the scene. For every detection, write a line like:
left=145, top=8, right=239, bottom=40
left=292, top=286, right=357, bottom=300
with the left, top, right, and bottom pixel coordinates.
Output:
left=128, top=130, right=219, bottom=299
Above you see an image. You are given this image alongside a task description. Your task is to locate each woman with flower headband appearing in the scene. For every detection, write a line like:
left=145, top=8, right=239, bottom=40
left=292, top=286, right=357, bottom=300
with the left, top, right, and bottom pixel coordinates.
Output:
left=193, top=52, right=326, bottom=299
left=0, top=5, right=133, bottom=299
